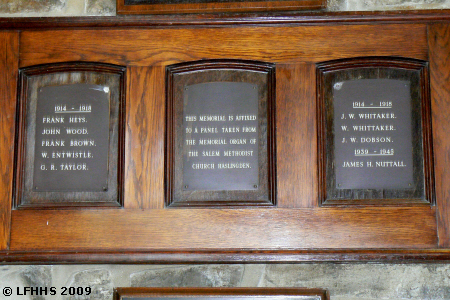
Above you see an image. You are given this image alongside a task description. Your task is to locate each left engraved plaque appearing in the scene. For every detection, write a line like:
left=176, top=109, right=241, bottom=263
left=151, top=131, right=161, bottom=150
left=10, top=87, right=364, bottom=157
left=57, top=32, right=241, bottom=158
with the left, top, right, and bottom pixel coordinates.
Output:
left=15, top=63, right=126, bottom=208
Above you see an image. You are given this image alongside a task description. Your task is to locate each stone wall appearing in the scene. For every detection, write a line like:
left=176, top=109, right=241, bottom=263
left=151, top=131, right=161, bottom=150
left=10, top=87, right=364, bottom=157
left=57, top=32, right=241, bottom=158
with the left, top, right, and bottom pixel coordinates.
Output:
left=1, top=1, right=450, bottom=300
left=1, top=263, right=450, bottom=299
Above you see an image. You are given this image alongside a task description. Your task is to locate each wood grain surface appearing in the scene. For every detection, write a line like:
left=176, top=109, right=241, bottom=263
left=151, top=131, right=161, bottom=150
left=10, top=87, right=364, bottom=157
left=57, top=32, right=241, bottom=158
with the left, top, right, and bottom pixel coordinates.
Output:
left=125, top=66, right=165, bottom=209
left=19, top=24, right=427, bottom=68
left=0, top=32, right=18, bottom=250
left=428, top=24, right=450, bottom=247
left=276, top=64, right=317, bottom=208
left=10, top=207, right=436, bottom=250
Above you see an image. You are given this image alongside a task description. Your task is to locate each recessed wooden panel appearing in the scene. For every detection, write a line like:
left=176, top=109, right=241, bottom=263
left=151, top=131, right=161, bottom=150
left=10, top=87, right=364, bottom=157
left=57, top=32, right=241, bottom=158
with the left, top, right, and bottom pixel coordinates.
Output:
left=317, top=57, right=434, bottom=206
left=166, top=60, right=276, bottom=207
left=114, top=288, right=329, bottom=300
left=0, top=32, right=19, bottom=250
left=15, top=62, right=126, bottom=208
left=18, top=24, right=427, bottom=68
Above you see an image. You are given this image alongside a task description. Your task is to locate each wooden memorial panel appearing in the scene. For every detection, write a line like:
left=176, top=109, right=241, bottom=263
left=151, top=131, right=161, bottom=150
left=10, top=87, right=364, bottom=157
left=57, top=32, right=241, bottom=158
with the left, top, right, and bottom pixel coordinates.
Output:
left=114, top=288, right=329, bottom=300
left=0, top=14, right=448, bottom=263
left=166, top=60, right=276, bottom=207
left=317, top=57, right=434, bottom=206
left=14, top=62, right=126, bottom=208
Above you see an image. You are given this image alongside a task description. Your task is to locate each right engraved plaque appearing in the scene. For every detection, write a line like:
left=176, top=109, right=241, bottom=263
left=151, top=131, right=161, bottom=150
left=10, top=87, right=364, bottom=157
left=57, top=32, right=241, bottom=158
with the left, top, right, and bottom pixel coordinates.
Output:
left=317, top=57, right=434, bottom=206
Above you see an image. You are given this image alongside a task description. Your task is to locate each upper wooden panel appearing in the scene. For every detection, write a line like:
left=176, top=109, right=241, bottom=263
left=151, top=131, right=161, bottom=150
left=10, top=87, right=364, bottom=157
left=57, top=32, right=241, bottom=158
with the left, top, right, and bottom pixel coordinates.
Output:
left=19, top=24, right=427, bottom=68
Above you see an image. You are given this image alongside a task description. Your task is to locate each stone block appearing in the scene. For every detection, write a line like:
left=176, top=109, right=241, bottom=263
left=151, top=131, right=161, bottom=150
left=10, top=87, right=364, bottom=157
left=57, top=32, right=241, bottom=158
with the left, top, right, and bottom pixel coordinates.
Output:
left=86, top=0, right=115, bottom=15
left=63, top=269, right=113, bottom=300
left=0, top=0, right=65, bottom=13
left=20, top=266, right=52, bottom=300
left=262, top=264, right=450, bottom=300
left=130, top=265, right=244, bottom=287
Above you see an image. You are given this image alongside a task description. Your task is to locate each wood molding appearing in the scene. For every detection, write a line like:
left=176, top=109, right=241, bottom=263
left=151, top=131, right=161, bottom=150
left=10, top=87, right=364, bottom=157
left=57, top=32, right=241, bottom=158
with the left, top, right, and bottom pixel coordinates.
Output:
left=4, top=249, right=450, bottom=264
left=2, top=11, right=450, bottom=29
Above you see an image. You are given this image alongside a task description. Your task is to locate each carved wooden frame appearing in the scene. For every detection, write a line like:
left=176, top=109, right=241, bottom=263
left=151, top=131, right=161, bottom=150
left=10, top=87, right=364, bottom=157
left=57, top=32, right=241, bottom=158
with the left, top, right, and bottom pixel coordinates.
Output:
left=166, top=59, right=276, bottom=208
left=14, top=62, right=126, bottom=209
left=114, top=288, right=330, bottom=300
left=317, top=57, right=434, bottom=206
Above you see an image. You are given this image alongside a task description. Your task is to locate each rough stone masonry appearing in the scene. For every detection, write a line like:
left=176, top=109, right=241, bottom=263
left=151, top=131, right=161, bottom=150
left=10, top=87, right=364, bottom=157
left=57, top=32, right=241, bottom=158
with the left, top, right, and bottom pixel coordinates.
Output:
left=1, top=0, right=450, bottom=299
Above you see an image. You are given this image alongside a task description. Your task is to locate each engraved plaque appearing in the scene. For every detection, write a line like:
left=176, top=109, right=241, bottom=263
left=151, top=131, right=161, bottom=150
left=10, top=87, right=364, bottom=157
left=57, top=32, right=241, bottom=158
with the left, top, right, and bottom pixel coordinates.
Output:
left=334, top=79, right=413, bottom=190
left=166, top=60, right=276, bottom=207
left=317, top=57, right=434, bottom=205
left=15, top=63, right=126, bottom=208
left=33, top=84, right=110, bottom=192
left=183, top=82, right=259, bottom=191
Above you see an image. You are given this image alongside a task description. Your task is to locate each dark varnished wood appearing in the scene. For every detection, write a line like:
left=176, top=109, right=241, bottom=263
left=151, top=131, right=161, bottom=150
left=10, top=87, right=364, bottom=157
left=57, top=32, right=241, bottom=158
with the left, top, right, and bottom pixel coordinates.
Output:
left=117, top=0, right=325, bottom=15
left=1, top=11, right=450, bottom=29
left=114, top=288, right=329, bottom=300
left=14, top=62, right=126, bottom=208
left=317, top=57, right=434, bottom=206
left=5, top=249, right=450, bottom=264
left=10, top=208, right=436, bottom=250
left=428, top=24, right=450, bottom=247
left=0, top=32, right=18, bottom=250
left=18, top=24, right=427, bottom=68
left=276, top=64, right=317, bottom=208
left=125, top=66, right=165, bottom=209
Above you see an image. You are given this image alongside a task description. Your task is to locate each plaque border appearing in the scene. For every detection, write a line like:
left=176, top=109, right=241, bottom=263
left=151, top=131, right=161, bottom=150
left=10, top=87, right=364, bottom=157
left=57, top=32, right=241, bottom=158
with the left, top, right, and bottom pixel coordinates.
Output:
left=165, top=59, right=276, bottom=208
left=317, top=57, right=434, bottom=206
left=14, top=62, right=126, bottom=209
left=113, top=287, right=329, bottom=300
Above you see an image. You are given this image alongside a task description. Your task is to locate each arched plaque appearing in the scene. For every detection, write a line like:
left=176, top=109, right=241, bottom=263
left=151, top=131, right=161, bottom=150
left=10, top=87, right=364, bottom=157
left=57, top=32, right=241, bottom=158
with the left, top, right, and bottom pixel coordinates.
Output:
left=317, top=57, right=434, bottom=206
left=15, top=62, right=126, bottom=208
left=166, top=60, right=276, bottom=207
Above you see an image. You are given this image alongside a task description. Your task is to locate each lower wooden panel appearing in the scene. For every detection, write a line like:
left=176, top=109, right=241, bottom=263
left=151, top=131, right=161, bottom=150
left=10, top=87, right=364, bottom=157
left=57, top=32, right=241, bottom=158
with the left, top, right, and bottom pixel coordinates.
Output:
left=10, top=207, right=437, bottom=251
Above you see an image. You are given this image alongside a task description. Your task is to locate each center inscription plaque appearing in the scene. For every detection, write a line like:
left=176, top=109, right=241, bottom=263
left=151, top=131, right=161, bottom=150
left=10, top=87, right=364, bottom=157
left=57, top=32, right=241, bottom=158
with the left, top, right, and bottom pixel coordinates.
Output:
left=183, top=82, right=259, bottom=191
left=166, top=60, right=276, bottom=207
